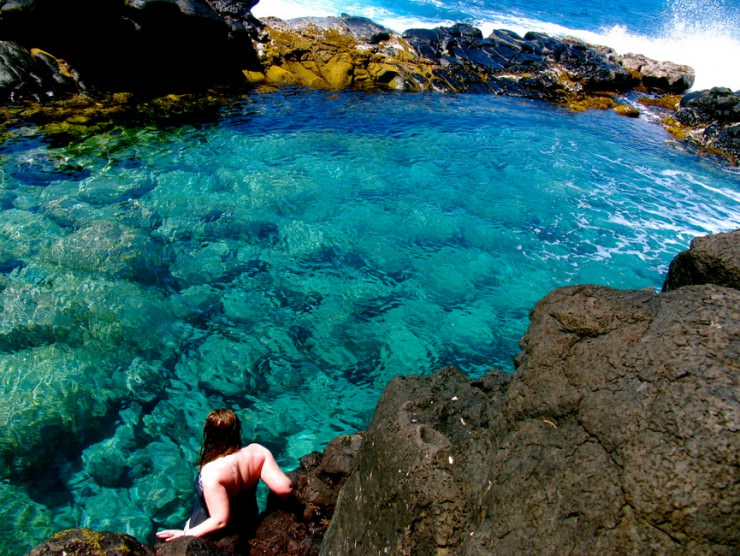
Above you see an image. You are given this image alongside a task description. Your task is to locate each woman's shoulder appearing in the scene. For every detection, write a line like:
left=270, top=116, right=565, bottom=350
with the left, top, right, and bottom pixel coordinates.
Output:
left=200, top=454, right=234, bottom=480
left=238, top=443, right=270, bottom=459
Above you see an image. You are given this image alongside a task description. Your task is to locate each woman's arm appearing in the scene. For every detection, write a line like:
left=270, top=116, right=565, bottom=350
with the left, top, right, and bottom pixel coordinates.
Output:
left=255, top=444, right=293, bottom=495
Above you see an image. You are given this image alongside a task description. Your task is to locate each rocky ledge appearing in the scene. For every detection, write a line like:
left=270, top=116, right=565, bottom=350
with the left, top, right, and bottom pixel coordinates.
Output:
left=29, top=229, right=740, bottom=554
left=0, top=2, right=738, bottom=162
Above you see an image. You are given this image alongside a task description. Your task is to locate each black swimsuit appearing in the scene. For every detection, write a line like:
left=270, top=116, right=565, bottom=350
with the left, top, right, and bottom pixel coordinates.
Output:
left=187, top=467, right=259, bottom=538
left=188, top=472, right=210, bottom=529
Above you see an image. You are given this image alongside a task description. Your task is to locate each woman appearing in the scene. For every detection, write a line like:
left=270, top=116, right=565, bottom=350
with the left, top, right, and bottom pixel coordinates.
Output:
left=156, top=409, right=293, bottom=542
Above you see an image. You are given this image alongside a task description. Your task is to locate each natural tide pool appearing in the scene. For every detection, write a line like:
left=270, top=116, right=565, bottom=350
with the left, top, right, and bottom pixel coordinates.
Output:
left=1, top=89, right=738, bottom=552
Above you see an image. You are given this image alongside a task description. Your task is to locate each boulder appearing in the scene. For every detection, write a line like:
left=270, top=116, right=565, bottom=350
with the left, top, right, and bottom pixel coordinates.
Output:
left=663, top=229, right=740, bottom=291
left=669, top=88, right=740, bottom=162
left=677, top=87, right=740, bottom=126
left=619, top=52, right=695, bottom=92
left=248, top=434, right=364, bottom=555
left=0, top=40, right=84, bottom=101
left=0, top=0, right=259, bottom=95
left=322, top=279, right=739, bottom=554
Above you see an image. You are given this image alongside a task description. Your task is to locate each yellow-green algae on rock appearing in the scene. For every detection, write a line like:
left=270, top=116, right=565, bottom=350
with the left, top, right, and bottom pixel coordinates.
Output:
left=254, top=18, right=441, bottom=92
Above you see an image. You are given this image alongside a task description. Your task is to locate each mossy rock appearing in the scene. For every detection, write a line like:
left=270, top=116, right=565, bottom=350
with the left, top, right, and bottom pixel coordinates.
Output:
left=282, top=61, right=328, bottom=88
left=264, top=65, right=300, bottom=87
left=614, top=103, right=640, bottom=117
left=566, top=95, right=618, bottom=111
left=28, top=528, right=153, bottom=556
left=367, top=63, right=399, bottom=85
left=323, top=56, right=356, bottom=88
left=638, top=94, right=682, bottom=111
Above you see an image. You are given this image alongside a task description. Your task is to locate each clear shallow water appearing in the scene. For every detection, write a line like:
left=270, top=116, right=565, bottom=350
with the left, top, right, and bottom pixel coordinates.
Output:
left=0, top=89, right=738, bottom=553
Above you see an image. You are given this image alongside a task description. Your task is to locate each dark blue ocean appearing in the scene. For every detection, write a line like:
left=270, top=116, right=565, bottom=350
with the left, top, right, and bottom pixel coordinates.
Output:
left=1, top=0, right=738, bottom=553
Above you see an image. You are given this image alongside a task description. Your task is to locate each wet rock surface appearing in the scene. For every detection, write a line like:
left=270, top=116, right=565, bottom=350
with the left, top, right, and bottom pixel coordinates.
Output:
left=673, top=87, right=740, bottom=161
left=27, top=528, right=153, bottom=556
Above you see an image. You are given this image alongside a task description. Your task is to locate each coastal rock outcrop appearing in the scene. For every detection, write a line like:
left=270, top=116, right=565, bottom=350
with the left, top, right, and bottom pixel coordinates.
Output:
left=0, top=41, right=84, bottom=101
left=673, top=87, right=740, bottom=162
left=322, top=236, right=739, bottom=554
left=252, top=16, right=693, bottom=108
left=619, top=52, right=695, bottom=93
left=27, top=231, right=740, bottom=555
left=0, top=0, right=260, bottom=99
left=663, top=229, right=740, bottom=291
left=6, top=5, right=738, bottom=162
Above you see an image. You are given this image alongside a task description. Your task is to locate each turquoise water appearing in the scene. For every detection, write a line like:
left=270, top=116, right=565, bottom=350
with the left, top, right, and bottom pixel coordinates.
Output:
left=1, top=89, right=738, bottom=553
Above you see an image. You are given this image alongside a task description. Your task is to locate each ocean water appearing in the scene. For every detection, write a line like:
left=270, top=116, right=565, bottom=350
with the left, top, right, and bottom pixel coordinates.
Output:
left=1, top=1, right=739, bottom=554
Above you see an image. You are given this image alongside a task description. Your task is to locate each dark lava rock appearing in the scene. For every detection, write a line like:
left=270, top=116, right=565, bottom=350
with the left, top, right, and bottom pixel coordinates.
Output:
left=663, top=229, right=740, bottom=291
left=677, top=87, right=740, bottom=126
left=0, top=0, right=259, bottom=96
left=0, top=40, right=84, bottom=101
left=672, top=88, right=740, bottom=161
left=322, top=269, right=739, bottom=552
left=248, top=434, right=363, bottom=555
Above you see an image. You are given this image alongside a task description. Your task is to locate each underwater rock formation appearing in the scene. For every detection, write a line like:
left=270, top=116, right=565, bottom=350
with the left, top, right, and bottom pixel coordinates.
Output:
left=27, top=230, right=740, bottom=554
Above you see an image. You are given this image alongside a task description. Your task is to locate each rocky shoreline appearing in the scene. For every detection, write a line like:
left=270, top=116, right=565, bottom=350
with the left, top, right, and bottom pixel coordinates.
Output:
left=0, top=1, right=738, bottom=163
left=27, top=228, right=740, bottom=555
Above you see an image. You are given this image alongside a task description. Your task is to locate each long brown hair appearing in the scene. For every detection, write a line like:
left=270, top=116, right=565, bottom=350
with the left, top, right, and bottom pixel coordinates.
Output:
left=198, top=409, right=243, bottom=468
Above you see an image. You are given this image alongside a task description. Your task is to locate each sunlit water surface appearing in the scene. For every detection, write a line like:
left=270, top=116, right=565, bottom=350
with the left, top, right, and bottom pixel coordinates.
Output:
left=0, top=89, right=738, bottom=553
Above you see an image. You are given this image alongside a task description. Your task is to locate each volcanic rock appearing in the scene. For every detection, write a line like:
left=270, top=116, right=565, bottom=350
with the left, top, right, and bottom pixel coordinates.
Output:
left=663, top=228, right=740, bottom=291
left=321, top=232, right=740, bottom=554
